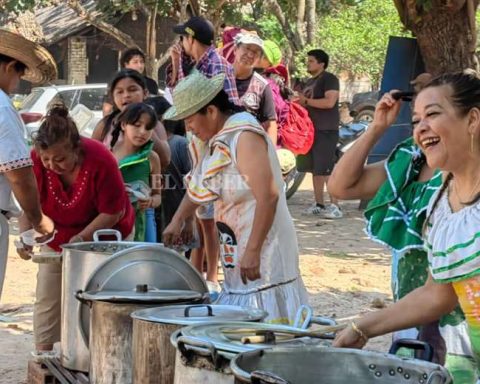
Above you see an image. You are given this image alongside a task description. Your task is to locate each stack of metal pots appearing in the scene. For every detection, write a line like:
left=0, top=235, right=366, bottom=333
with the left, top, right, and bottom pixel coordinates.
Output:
left=131, top=304, right=268, bottom=384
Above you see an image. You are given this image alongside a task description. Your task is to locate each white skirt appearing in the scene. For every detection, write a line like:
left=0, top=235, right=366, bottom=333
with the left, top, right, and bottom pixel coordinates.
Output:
left=214, top=276, right=309, bottom=325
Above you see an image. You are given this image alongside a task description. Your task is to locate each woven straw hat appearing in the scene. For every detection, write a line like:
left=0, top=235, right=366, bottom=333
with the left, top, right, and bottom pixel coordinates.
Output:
left=0, top=29, right=57, bottom=84
left=163, top=71, right=225, bottom=121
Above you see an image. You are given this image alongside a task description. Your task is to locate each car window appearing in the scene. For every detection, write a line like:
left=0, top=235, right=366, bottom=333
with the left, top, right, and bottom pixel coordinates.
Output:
left=20, top=89, right=45, bottom=110
left=77, top=88, right=106, bottom=111
left=57, top=90, right=78, bottom=110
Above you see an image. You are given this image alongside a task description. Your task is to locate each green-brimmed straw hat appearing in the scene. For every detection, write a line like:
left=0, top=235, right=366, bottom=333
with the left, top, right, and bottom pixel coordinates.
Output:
left=263, top=40, right=282, bottom=67
left=163, top=71, right=225, bottom=121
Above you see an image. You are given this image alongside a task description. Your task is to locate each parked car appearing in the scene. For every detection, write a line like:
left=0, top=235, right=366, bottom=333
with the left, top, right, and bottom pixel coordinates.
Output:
left=10, top=94, right=27, bottom=110
left=19, top=83, right=107, bottom=137
left=349, top=90, right=379, bottom=122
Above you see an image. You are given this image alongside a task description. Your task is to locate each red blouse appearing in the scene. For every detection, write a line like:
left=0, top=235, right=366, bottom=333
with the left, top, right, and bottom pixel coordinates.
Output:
left=32, top=137, right=135, bottom=251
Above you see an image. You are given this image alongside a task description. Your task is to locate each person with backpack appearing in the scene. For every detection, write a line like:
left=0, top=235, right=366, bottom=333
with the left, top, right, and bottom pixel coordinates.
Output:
left=233, top=33, right=278, bottom=145
left=295, top=49, right=342, bottom=219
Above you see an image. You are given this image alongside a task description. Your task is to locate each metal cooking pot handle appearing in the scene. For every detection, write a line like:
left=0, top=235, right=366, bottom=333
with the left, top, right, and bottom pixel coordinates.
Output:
left=426, top=370, right=450, bottom=384
left=177, top=336, right=220, bottom=368
left=251, top=370, right=291, bottom=384
left=184, top=304, right=213, bottom=318
left=308, top=315, right=337, bottom=339
left=93, top=229, right=122, bottom=242
left=74, top=290, right=91, bottom=308
left=388, top=338, right=434, bottom=362
left=170, top=328, right=182, bottom=348
left=309, top=316, right=336, bottom=327
left=293, top=304, right=313, bottom=329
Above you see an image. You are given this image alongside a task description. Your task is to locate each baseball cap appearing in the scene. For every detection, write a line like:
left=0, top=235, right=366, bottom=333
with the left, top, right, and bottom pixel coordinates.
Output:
left=173, top=16, right=215, bottom=46
left=234, top=33, right=264, bottom=50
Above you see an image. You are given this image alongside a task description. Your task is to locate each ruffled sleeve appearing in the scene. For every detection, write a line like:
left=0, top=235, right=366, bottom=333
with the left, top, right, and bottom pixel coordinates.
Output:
left=185, top=112, right=266, bottom=205
left=186, top=136, right=232, bottom=204
left=364, top=137, right=441, bottom=252
left=427, top=190, right=480, bottom=283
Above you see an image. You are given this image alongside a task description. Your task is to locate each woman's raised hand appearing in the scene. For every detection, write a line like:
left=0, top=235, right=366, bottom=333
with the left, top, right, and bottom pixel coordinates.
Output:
left=371, top=91, right=403, bottom=134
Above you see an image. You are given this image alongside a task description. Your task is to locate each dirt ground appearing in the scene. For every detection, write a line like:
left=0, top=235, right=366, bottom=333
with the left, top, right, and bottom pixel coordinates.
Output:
left=0, top=177, right=392, bottom=383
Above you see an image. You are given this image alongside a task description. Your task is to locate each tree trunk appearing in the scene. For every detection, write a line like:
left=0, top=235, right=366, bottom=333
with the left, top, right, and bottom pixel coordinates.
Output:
left=397, top=0, right=479, bottom=74
left=265, top=0, right=304, bottom=52
left=296, top=0, right=306, bottom=42
left=305, top=0, right=316, bottom=45
left=145, top=2, right=158, bottom=80
left=411, top=7, right=475, bottom=74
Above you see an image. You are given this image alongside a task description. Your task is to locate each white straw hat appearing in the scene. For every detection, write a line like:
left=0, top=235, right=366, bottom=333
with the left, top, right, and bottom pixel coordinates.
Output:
left=0, top=29, right=57, bottom=84
left=163, top=70, right=225, bottom=121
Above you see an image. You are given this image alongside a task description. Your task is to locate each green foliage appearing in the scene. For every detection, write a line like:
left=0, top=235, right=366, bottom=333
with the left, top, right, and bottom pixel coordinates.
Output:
left=1, top=0, right=51, bottom=12
left=305, top=0, right=410, bottom=85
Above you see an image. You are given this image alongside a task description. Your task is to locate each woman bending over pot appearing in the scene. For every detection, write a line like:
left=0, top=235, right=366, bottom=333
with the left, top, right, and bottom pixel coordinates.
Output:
left=17, top=106, right=135, bottom=360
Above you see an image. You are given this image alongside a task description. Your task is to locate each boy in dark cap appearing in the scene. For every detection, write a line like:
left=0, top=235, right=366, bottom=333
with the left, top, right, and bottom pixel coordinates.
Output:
left=167, top=16, right=239, bottom=104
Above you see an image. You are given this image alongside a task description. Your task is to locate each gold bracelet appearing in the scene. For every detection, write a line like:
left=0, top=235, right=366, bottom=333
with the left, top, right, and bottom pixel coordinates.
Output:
left=351, top=321, right=368, bottom=342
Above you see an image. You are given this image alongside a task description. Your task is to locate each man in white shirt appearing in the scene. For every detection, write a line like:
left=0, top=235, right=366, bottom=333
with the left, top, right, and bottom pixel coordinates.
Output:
left=0, top=29, right=57, bottom=300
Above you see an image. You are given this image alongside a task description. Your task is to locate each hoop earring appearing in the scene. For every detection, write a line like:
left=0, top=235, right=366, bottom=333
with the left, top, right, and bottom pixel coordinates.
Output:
left=471, top=133, right=476, bottom=154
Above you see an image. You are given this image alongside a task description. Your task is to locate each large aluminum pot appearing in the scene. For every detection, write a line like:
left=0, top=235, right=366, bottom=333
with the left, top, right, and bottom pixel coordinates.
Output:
left=78, top=288, right=204, bottom=384
left=170, top=313, right=335, bottom=384
left=60, top=229, right=163, bottom=372
left=131, top=304, right=267, bottom=384
left=230, top=343, right=453, bottom=384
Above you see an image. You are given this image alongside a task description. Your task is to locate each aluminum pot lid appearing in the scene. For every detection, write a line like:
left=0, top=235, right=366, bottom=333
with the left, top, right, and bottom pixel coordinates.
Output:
left=131, top=304, right=267, bottom=325
left=176, top=321, right=331, bottom=354
left=80, top=289, right=202, bottom=303
left=79, top=245, right=208, bottom=346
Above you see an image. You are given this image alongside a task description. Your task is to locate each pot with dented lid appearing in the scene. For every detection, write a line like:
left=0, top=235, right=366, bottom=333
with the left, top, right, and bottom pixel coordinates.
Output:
left=230, top=341, right=452, bottom=384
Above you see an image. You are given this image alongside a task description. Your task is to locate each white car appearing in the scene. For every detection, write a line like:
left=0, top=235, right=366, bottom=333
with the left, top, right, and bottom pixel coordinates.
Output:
left=19, top=83, right=107, bottom=137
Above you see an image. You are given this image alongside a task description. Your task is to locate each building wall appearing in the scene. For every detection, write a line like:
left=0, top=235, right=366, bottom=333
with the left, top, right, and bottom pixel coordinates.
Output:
left=67, top=37, right=88, bottom=84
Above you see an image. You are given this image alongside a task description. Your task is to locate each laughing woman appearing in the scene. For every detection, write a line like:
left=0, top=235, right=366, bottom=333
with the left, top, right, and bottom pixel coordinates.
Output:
left=162, top=71, right=308, bottom=324
left=333, top=71, right=480, bottom=371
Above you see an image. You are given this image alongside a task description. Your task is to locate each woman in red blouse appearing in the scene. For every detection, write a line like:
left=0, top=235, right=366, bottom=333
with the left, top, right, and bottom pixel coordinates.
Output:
left=18, top=106, right=134, bottom=359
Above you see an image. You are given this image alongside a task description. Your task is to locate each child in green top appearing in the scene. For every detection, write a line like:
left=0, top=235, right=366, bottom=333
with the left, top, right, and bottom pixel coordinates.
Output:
left=111, top=102, right=162, bottom=241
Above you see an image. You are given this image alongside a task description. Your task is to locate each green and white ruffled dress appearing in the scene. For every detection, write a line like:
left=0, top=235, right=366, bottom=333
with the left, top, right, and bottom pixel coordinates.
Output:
left=365, top=138, right=477, bottom=382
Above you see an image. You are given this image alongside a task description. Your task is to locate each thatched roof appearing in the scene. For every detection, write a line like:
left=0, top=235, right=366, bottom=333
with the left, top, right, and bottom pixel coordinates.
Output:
left=35, top=1, right=99, bottom=44
left=2, top=10, right=44, bottom=42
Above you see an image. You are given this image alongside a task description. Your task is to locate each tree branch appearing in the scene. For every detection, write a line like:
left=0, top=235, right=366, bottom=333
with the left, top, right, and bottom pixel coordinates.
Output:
left=66, top=0, right=139, bottom=48
left=305, top=0, right=315, bottom=45
left=264, top=0, right=303, bottom=51
left=296, top=0, right=305, bottom=37
left=393, top=0, right=408, bottom=28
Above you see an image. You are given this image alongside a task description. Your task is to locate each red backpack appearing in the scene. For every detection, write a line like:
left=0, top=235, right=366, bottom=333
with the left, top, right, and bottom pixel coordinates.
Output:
left=278, top=101, right=315, bottom=155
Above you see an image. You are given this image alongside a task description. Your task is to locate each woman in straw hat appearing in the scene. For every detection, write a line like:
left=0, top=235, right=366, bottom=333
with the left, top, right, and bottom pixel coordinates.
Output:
left=163, top=71, right=308, bottom=323
left=0, top=29, right=57, bottom=302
